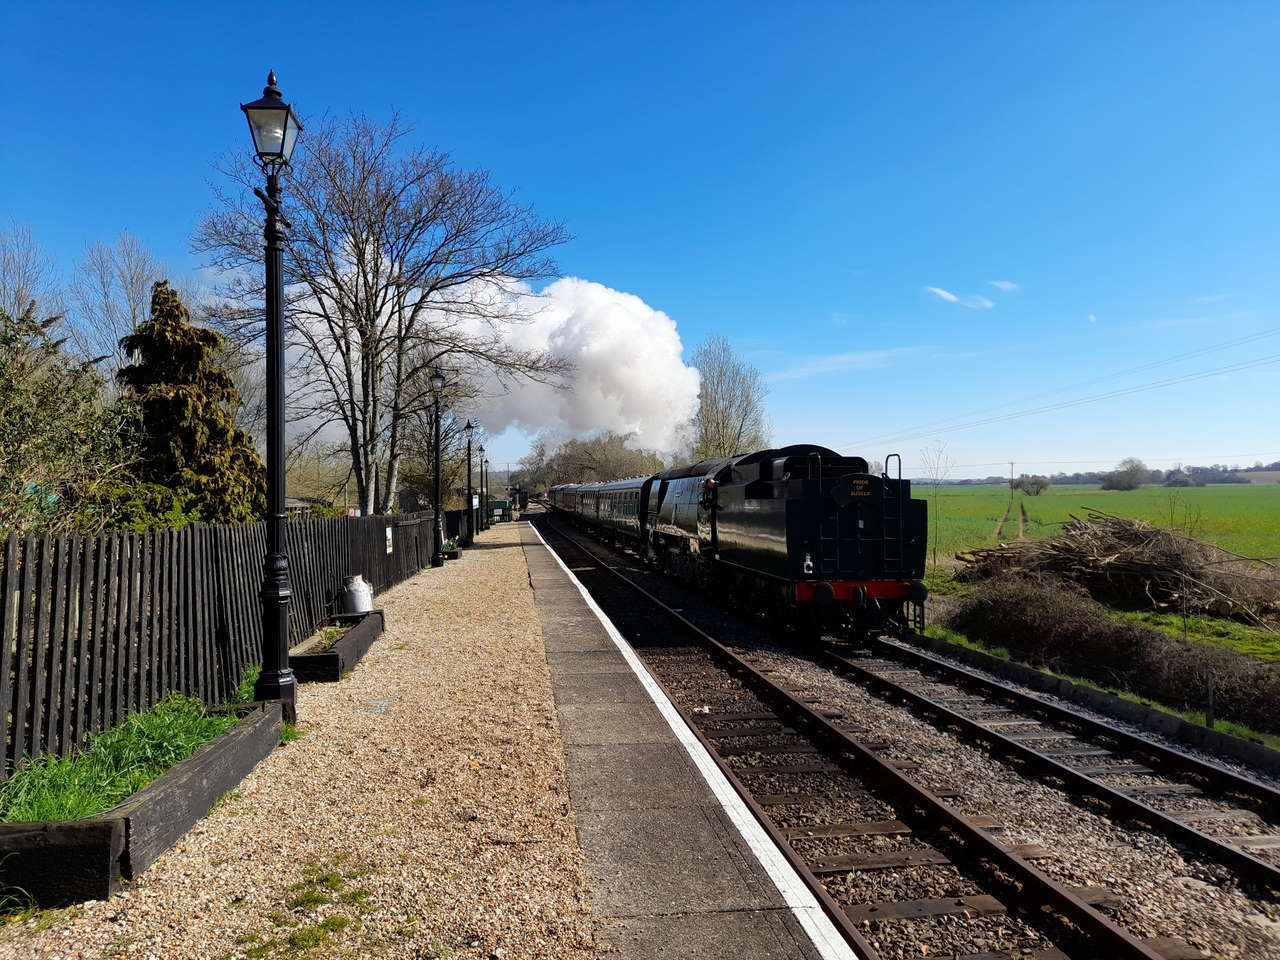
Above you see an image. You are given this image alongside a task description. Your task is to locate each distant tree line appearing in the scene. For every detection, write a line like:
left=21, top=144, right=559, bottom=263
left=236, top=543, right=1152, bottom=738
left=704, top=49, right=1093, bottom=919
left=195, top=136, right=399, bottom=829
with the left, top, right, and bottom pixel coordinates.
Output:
left=515, top=432, right=666, bottom=492
left=935, top=458, right=1273, bottom=491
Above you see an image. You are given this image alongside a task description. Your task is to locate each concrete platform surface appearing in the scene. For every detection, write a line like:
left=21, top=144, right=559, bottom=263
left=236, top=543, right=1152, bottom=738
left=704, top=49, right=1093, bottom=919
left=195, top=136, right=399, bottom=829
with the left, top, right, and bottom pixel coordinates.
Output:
left=520, top=520, right=833, bottom=960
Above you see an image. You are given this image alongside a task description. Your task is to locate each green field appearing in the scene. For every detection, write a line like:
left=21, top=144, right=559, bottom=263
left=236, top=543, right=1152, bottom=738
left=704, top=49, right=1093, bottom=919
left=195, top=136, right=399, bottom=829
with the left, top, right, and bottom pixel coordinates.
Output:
left=920, top=482, right=1280, bottom=562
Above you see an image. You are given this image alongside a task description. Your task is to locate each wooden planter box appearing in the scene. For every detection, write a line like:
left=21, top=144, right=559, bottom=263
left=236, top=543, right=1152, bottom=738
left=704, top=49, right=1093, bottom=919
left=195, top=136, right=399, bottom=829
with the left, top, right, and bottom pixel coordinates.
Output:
left=0, top=702, right=281, bottom=907
left=289, top=610, right=385, bottom=683
left=443, top=548, right=460, bottom=560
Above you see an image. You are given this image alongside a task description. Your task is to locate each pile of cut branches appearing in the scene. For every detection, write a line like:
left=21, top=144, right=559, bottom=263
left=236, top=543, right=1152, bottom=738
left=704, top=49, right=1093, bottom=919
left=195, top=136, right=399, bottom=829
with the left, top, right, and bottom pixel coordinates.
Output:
left=957, top=510, right=1280, bottom=627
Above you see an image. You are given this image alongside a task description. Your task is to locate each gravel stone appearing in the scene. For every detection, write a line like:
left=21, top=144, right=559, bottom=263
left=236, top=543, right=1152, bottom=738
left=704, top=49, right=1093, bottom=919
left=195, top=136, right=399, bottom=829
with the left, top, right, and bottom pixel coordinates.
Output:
left=0, top=522, right=597, bottom=960
left=755, top=647, right=1280, bottom=957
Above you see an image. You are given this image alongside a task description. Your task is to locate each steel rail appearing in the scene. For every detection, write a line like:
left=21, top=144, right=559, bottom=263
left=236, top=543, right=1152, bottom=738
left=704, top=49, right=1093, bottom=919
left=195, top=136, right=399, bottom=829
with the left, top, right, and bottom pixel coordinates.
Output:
left=830, top=640, right=1280, bottom=892
left=875, top=634, right=1280, bottom=821
left=540, top=516, right=1166, bottom=960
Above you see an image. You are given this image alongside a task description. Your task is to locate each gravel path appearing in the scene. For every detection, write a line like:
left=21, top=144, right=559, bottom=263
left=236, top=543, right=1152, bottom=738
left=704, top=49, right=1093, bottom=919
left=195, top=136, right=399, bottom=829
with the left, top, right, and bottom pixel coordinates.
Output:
left=0, top=522, right=597, bottom=960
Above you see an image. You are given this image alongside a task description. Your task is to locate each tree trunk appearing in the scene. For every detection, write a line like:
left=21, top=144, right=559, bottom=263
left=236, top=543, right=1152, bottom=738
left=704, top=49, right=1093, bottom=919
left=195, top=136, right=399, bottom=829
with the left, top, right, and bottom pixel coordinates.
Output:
left=383, top=455, right=400, bottom=515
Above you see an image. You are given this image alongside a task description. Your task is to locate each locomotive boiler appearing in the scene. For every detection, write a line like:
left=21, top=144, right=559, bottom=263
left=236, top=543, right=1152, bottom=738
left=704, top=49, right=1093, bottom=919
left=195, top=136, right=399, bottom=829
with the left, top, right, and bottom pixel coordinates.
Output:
left=548, top=444, right=928, bottom=636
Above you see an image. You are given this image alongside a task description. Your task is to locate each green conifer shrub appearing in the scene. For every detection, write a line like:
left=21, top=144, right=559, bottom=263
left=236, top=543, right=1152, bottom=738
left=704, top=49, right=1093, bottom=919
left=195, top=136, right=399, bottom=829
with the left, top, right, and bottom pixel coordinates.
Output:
left=114, top=281, right=265, bottom=525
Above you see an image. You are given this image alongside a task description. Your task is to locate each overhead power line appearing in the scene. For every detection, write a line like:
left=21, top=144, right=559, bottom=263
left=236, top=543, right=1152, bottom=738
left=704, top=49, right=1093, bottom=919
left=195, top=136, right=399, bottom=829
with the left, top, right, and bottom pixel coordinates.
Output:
left=848, top=327, right=1280, bottom=450
left=849, top=352, right=1280, bottom=451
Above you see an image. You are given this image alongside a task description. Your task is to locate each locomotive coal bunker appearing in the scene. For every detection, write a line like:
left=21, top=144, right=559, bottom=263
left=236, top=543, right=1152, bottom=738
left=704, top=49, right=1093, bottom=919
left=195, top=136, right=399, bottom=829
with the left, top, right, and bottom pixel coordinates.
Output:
left=549, top=444, right=928, bottom=636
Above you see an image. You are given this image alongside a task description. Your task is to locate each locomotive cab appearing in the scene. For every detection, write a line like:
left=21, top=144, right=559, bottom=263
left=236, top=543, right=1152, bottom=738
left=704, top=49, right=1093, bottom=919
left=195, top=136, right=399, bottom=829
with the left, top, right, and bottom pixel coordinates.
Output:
left=710, top=446, right=927, bottom=634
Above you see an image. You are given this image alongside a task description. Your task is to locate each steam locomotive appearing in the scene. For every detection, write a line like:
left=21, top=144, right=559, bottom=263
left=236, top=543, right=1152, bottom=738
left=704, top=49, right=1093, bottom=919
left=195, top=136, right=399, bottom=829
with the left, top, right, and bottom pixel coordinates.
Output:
left=548, top=444, right=928, bottom=637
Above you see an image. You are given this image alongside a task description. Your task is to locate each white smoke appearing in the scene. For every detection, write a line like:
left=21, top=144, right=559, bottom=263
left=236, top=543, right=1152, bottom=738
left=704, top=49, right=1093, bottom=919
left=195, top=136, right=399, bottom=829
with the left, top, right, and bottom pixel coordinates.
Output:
left=474, top=277, right=700, bottom=452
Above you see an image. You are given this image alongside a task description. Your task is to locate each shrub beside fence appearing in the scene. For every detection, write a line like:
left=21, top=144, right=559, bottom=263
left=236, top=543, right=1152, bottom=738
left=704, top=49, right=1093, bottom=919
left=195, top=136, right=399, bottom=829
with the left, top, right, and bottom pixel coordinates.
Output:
left=0, top=511, right=434, bottom=781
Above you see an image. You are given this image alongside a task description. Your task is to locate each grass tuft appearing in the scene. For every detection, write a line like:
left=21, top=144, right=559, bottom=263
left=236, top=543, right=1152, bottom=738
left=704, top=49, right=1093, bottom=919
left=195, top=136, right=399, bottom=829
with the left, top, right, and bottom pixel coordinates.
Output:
left=1119, top=610, right=1280, bottom=662
left=281, top=722, right=305, bottom=744
left=312, top=871, right=342, bottom=891
left=236, top=664, right=262, bottom=704
left=287, top=926, right=330, bottom=950
left=0, top=695, right=238, bottom=823
left=286, top=889, right=330, bottom=910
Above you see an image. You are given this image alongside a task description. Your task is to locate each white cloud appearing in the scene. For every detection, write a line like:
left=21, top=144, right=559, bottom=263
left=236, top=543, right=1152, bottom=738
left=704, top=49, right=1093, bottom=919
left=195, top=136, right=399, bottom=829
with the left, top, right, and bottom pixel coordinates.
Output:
left=1088, top=313, right=1097, bottom=323
left=988, top=280, right=1019, bottom=293
left=471, top=277, right=700, bottom=452
left=768, top=347, right=925, bottom=383
left=926, top=285, right=993, bottom=309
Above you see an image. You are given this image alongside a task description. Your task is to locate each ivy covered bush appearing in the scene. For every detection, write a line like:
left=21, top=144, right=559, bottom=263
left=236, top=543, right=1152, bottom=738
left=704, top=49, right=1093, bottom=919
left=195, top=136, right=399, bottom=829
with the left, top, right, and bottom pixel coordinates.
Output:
left=114, top=281, right=265, bottom=526
left=0, top=305, right=130, bottom=534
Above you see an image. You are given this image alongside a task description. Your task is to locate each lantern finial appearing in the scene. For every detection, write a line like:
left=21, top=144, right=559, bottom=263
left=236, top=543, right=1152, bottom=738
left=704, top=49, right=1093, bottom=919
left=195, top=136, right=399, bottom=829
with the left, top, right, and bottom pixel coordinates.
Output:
left=266, top=70, right=279, bottom=92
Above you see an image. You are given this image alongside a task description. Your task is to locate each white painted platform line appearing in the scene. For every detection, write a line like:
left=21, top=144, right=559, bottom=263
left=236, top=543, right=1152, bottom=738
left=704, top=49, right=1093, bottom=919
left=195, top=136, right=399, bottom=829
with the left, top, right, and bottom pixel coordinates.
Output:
left=528, top=522, right=861, bottom=960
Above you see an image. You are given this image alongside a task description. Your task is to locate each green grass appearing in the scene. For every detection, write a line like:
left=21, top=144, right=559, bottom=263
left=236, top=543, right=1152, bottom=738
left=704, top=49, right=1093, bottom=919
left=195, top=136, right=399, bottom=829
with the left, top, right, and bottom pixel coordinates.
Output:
left=236, top=664, right=261, bottom=703
left=922, top=482, right=1280, bottom=561
left=286, top=890, right=330, bottom=910
left=0, top=694, right=239, bottom=822
left=924, top=624, right=1012, bottom=660
left=924, top=567, right=967, bottom=597
left=281, top=722, right=305, bottom=743
left=316, top=626, right=347, bottom=651
left=1118, top=611, right=1280, bottom=662
left=923, top=625, right=1280, bottom=749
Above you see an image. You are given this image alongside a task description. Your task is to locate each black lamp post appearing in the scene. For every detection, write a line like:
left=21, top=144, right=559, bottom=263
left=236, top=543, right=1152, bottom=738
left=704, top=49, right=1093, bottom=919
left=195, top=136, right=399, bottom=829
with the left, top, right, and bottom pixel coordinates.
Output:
left=478, top=445, right=487, bottom=532
left=429, top=367, right=446, bottom=567
left=243, top=71, right=302, bottom=721
left=483, top=457, right=492, bottom=528
left=463, top=420, right=475, bottom=546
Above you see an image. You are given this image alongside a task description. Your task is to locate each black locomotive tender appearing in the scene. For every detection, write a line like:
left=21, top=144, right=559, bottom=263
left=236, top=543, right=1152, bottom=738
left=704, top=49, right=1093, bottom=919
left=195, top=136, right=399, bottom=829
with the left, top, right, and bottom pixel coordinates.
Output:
left=549, top=444, right=928, bottom=636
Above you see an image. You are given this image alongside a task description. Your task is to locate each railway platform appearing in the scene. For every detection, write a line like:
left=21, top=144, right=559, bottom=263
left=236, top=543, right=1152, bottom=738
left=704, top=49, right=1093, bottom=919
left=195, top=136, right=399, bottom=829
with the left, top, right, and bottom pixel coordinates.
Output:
left=519, top=513, right=846, bottom=960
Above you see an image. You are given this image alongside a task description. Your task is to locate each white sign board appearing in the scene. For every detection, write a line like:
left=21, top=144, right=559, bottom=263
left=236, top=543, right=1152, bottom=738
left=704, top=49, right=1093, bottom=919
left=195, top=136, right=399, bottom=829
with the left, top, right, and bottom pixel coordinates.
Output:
left=385, top=526, right=393, bottom=554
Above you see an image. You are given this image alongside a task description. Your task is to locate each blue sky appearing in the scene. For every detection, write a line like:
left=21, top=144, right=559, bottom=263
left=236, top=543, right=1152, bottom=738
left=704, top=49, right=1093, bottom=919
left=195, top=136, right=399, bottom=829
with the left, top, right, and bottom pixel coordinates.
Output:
left=3, top=2, right=1278, bottom=477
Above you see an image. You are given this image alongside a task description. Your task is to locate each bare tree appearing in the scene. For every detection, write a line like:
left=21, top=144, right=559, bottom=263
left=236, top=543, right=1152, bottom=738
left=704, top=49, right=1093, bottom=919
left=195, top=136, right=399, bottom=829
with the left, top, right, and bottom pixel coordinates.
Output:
left=195, top=113, right=570, bottom=514
left=396, top=368, right=492, bottom=511
left=919, top=439, right=954, bottom=568
left=66, top=231, right=164, bottom=377
left=0, top=221, right=62, bottom=321
left=1101, top=456, right=1149, bottom=491
left=690, top=334, right=770, bottom=460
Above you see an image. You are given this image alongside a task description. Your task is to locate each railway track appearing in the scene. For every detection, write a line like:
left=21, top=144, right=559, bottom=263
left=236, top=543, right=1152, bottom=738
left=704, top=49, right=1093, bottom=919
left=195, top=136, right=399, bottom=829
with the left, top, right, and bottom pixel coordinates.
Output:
left=539, top=516, right=1210, bottom=960
left=824, top=637, right=1280, bottom=895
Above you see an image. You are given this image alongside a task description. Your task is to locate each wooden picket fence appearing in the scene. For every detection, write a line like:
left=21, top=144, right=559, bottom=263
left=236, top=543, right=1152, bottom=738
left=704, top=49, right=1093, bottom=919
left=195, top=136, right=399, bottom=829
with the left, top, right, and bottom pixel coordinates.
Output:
left=0, top=512, right=434, bottom=780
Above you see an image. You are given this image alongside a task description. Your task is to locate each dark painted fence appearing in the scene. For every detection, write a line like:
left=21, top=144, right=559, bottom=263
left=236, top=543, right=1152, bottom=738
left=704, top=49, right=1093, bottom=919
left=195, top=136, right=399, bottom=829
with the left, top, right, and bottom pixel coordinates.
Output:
left=0, top=512, right=434, bottom=779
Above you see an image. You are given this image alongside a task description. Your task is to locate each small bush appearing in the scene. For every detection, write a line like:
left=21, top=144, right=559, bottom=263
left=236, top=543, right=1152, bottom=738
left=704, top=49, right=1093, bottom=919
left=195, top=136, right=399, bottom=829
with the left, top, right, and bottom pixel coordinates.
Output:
left=947, top=576, right=1280, bottom=734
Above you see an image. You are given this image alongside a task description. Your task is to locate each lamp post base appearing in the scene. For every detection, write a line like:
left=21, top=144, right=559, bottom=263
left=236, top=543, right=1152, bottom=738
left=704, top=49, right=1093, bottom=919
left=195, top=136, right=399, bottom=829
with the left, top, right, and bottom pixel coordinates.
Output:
left=253, top=670, right=298, bottom=723
left=431, top=516, right=446, bottom=568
